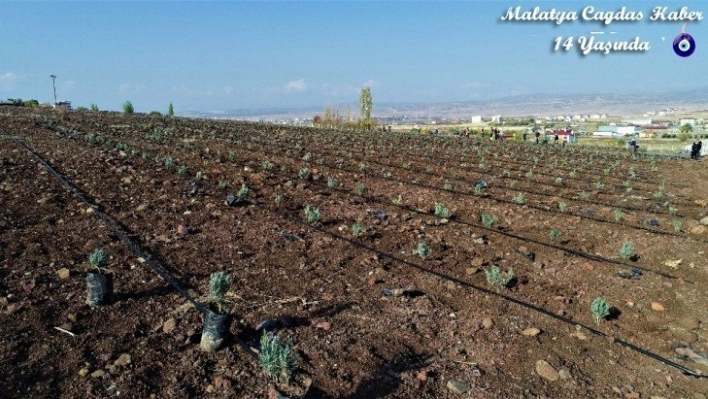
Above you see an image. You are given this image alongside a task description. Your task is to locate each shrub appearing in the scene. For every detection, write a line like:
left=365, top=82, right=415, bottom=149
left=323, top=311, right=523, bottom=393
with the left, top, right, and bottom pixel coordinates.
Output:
left=555, top=177, right=563, bottom=185
left=590, top=297, right=610, bottom=324
left=327, top=177, right=338, bottom=189
left=613, top=209, right=624, bottom=222
left=237, top=184, right=248, bottom=199
left=298, top=168, right=310, bottom=180
left=484, top=265, right=514, bottom=289
left=262, top=160, right=273, bottom=171
left=259, top=331, right=297, bottom=384
left=122, top=101, right=134, bottom=114
left=549, top=229, right=561, bottom=241
left=164, top=157, right=174, bottom=169
left=512, top=193, right=525, bottom=205
left=90, top=103, right=99, bottom=112
left=444, top=181, right=453, bottom=191
left=275, top=194, right=283, bottom=205
left=414, top=243, right=430, bottom=259
left=355, top=183, right=365, bottom=195
left=558, top=202, right=567, bottom=212
left=209, top=271, right=230, bottom=312
left=168, top=102, right=174, bottom=117
left=351, top=221, right=362, bottom=237
left=672, top=219, right=682, bottom=232
left=619, top=242, right=633, bottom=260
left=89, top=249, right=107, bottom=273
left=304, top=205, right=320, bottom=223
left=481, top=213, right=496, bottom=228
left=434, top=202, right=450, bottom=218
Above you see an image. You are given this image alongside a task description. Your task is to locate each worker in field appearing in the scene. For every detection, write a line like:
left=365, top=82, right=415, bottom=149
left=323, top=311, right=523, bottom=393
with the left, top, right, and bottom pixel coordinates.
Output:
left=691, top=140, right=699, bottom=159
left=629, top=138, right=638, bottom=156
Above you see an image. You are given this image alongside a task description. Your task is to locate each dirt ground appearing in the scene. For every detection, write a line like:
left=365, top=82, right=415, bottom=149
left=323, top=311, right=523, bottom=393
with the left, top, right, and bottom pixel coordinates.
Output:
left=1, top=107, right=707, bottom=398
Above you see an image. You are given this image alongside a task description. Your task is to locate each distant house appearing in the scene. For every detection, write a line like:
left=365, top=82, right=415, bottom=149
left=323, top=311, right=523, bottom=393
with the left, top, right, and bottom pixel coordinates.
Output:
left=550, top=129, right=577, bottom=142
left=593, top=125, right=640, bottom=137
left=470, top=115, right=482, bottom=124
left=679, top=118, right=696, bottom=127
left=491, top=115, right=503, bottom=123
left=624, top=118, right=652, bottom=126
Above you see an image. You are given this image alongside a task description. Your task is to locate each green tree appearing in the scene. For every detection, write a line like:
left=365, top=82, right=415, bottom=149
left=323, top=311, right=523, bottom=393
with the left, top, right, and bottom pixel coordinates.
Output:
left=90, top=103, right=99, bottom=112
left=678, top=123, right=693, bottom=142
left=122, top=101, right=134, bottom=114
left=168, top=102, right=174, bottom=117
left=23, top=99, right=39, bottom=107
left=359, top=86, right=372, bottom=130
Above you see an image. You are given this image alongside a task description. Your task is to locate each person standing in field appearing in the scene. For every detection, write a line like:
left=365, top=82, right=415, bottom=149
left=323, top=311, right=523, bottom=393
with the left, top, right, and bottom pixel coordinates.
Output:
left=698, top=140, right=703, bottom=158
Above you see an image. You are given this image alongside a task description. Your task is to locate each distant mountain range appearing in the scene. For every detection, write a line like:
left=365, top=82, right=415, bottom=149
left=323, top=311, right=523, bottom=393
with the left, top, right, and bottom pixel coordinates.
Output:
left=185, top=87, right=708, bottom=120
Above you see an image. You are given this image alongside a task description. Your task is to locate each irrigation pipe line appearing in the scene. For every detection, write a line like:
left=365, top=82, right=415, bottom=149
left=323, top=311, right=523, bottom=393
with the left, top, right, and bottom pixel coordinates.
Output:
left=183, top=130, right=698, bottom=240
left=9, top=127, right=703, bottom=379
left=2, top=131, right=263, bottom=362
left=3, top=132, right=205, bottom=313
left=27, top=122, right=694, bottom=280
left=181, top=148, right=688, bottom=281
left=223, top=187, right=706, bottom=379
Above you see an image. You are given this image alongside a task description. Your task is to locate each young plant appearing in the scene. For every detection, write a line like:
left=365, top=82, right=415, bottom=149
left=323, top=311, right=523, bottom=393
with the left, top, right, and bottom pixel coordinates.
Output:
left=351, top=221, right=362, bottom=237
left=303, top=205, right=321, bottom=223
left=262, top=159, right=273, bottom=171
left=595, top=180, right=604, bottom=190
left=301, top=153, right=311, bottom=162
left=414, top=243, right=430, bottom=259
left=672, top=219, right=682, bottom=232
left=558, top=202, right=567, bottom=212
left=512, top=193, right=525, bottom=205
left=549, top=229, right=561, bottom=241
left=89, top=249, right=107, bottom=273
left=444, top=181, right=453, bottom=191
left=669, top=206, right=678, bottom=216
left=590, top=297, right=610, bottom=324
left=354, top=183, right=366, bottom=195
left=218, top=179, right=229, bottom=190
left=259, top=331, right=298, bottom=384
left=392, top=194, right=403, bottom=206
left=484, top=265, right=514, bottom=289
left=359, top=163, right=368, bottom=172
left=555, top=177, right=563, bottom=185
left=164, top=157, right=174, bottom=169
left=327, top=177, right=338, bottom=189
left=195, top=171, right=203, bottom=181
left=237, top=184, right=249, bottom=199
left=619, top=241, right=633, bottom=260
left=275, top=194, right=283, bottom=205
left=298, top=168, right=310, bottom=180
left=481, top=213, right=496, bottom=228
left=209, top=271, right=230, bottom=313
left=653, top=187, right=665, bottom=199
left=613, top=209, right=624, bottom=222
left=177, top=165, right=187, bottom=175
left=434, top=202, right=450, bottom=218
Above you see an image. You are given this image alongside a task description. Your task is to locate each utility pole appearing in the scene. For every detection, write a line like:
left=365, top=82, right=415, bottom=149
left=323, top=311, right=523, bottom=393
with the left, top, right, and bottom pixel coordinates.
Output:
left=50, top=74, right=57, bottom=106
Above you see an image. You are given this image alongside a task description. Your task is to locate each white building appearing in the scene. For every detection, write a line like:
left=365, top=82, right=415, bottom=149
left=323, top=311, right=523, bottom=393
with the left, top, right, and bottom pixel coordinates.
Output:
left=470, top=115, right=482, bottom=123
left=679, top=118, right=696, bottom=127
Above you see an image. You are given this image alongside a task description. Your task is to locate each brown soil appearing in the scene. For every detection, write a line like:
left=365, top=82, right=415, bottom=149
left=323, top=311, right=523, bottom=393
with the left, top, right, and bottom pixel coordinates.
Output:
left=1, top=107, right=707, bottom=398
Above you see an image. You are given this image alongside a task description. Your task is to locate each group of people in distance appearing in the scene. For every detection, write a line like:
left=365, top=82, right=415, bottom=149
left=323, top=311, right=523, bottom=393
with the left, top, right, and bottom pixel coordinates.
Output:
left=691, top=140, right=703, bottom=160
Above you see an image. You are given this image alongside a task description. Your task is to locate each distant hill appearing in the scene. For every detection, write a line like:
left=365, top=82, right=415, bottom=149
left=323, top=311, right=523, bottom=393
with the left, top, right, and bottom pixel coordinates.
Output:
left=186, top=87, right=708, bottom=120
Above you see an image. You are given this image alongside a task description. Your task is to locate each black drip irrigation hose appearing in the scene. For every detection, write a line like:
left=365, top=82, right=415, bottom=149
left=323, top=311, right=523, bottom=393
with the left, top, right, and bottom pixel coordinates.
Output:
left=1, top=131, right=261, bottom=360
left=9, top=127, right=705, bottom=379
left=225, top=185, right=707, bottom=378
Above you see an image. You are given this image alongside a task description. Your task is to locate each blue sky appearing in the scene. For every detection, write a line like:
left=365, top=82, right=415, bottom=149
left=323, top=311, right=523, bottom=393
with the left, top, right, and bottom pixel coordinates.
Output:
left=0, top=1, right=705, bottom=113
